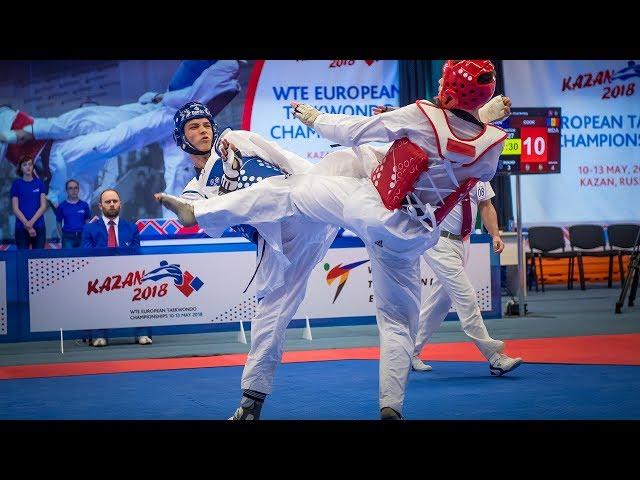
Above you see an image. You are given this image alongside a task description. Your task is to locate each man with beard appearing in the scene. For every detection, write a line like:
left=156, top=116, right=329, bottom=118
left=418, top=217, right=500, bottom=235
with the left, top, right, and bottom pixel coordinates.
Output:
left=81, top=188, right=148, bottom=347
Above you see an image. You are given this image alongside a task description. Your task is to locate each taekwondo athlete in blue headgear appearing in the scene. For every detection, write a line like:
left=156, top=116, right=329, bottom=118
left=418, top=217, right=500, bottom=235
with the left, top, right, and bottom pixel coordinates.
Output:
left=162, top=101, right=339, bottom=420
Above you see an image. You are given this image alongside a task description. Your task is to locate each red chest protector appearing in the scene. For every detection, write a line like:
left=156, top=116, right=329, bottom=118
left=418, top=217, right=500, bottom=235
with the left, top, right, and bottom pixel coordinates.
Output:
left=369, top=137, right=429, bottom=210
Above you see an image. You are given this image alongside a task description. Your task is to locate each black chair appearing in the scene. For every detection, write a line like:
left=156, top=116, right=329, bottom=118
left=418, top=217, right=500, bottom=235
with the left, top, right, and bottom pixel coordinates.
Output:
left=607, top=224, right=640, bottom=287
left=568, top=224, right=616, bottom=290
left=527, top=226, right=576, bottom=292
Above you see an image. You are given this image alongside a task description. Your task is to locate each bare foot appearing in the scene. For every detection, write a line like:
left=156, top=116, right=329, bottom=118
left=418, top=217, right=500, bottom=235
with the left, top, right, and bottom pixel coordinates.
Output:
left=155, top=193, right=197, bottom=226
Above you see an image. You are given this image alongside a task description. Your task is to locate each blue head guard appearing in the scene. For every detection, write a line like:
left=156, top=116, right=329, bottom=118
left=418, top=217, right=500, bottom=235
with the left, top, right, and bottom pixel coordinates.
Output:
left=173, top=101, right=219, bottom=155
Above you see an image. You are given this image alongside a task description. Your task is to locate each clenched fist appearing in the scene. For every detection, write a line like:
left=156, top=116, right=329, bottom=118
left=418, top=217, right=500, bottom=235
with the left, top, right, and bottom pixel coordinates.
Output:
left=479, top=95, right=512, bottom=124
left=291, top=101, right=321, bottom=127
left=219, top=139, right=242, bottom=194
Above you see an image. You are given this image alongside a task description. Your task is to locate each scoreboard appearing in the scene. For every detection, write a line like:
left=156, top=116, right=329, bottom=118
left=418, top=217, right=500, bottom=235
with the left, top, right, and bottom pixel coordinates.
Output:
left=497, top=107, right=561, bottom=175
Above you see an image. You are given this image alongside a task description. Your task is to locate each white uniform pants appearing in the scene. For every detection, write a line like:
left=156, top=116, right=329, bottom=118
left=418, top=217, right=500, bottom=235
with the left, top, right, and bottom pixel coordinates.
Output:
left=194, top=173, right=439, bottom=414
left=46, top=61, right=240, bottom=203
left=414, top=237, right=504, bottom=360
left=32, top=102, right=157, bottom=140
left=241, top=219, right=338, bottom=394
left=47, top=107, right=173, bottom=202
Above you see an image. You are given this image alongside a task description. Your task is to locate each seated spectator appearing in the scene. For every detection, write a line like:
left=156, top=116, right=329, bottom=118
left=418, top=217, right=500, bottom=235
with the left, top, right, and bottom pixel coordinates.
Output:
left=81, top=188, right=152, bottom=347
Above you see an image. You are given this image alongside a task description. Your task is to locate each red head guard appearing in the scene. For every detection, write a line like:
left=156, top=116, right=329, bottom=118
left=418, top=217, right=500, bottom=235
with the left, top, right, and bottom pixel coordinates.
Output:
left=438, top=60, right=496, bottom=111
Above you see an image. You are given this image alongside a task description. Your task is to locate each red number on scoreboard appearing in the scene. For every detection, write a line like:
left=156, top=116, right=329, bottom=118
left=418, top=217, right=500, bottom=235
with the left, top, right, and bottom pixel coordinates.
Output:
left=521, top=127, right=548, bottom=163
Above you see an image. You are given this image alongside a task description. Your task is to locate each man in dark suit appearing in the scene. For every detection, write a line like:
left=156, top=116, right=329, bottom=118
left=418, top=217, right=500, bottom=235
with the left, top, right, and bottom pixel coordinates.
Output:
left=82, top=189, right=140, bottom=249
left=81, top=188, right=151, bottom=347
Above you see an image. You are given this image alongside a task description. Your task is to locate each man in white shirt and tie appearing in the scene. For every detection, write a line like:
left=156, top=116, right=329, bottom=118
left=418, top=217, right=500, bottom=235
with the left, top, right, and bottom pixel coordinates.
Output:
left=411, top=181, right=523, bottom=376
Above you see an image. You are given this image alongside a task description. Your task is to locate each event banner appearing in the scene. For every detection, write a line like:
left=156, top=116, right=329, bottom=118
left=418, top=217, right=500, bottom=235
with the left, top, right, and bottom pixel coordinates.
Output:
left=292, top=243, right=493, bottom=321
left=503, top=60, right=640, bottom=225
left=28, top=251, right=258, bottom=332
left=242, top=60, right=399, bottom=161
left=28, top=241, right=493, bottom=332
left=0, top=261, right=6, bottom=335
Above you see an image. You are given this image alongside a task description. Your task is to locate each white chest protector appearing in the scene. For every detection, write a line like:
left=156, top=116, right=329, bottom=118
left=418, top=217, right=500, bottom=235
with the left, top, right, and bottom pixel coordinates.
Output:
left=415, top=101, right=507, bottom=192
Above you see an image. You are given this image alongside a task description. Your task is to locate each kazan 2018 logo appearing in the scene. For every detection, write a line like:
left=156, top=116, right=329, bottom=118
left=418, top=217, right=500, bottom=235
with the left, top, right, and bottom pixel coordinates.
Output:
left=142, top=260, right=204, bottom=298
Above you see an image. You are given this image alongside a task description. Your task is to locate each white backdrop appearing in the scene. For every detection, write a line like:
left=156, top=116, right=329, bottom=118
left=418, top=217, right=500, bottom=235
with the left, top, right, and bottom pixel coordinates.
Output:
left=503, top=60, right=640, bottom=225
left=242, top=60, right=399, bottom=161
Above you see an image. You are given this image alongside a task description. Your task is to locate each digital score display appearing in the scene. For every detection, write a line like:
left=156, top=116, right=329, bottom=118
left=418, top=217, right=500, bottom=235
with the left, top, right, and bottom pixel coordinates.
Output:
left=497, top=107, right=561, bottom=175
